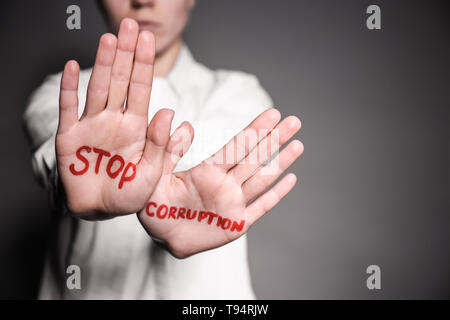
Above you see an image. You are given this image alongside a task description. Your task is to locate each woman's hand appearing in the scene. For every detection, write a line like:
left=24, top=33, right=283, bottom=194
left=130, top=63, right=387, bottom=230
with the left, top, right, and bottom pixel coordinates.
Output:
left=56, top=18, right=189, bottom=220
left=138, top=108, right=303, bottom=258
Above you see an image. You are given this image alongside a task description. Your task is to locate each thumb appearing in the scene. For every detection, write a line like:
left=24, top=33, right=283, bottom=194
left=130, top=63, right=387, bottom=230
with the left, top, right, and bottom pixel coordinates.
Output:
left=164, top=121, right=194, bottom=174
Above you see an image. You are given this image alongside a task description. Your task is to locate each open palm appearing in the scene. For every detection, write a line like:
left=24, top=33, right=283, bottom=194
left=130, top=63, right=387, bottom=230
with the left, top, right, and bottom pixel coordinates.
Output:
left=56, top=19, right=186, bottom=219
left=138, top=109, right=303, bottom=258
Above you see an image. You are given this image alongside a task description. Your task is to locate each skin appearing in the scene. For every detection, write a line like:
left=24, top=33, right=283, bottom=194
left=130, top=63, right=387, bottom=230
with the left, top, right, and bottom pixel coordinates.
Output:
left=58, top=0, right=195, bottom=218
left=57, top=0, right=304, bottom=256
left=57, top=20, right=178, bottom=219
left=138, top=109, right=303, bottom=258
left=100, top=0, right=196, bottom=76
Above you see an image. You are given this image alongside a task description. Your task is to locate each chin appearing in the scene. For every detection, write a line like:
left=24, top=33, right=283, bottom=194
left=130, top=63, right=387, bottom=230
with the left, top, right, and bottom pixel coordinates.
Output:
left=155, top=38, right=177, bottom=56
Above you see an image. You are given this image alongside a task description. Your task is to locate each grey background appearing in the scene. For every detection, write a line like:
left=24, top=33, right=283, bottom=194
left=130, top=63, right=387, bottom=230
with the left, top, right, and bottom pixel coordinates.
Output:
left=0, top=0, right=449, bottom=299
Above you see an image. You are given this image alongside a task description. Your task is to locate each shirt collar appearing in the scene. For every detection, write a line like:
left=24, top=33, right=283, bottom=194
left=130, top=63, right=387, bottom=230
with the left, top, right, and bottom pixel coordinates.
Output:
left=167, top=44, right=197, bottom=97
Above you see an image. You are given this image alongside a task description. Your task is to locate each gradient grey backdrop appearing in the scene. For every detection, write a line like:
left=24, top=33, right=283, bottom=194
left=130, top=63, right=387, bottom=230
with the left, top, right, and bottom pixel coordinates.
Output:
left=0, top=0, right=449, bottom=299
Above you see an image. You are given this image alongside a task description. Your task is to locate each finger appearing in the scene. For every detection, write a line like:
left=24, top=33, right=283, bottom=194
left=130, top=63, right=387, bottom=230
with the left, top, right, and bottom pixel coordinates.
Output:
left=125, top=31, right=155, bottom=116
left=164, top=121, right=194, bottom=174
left=106, top=18, right=139, bottom=112
left=83, top=33, right=117, bottom=117
left=139, top=108, right=175, bottom=167
left=204, top=108, right=281, bottom=171
left=230, top=116, right=301, bottom=184
left=242, top=139, right=303, bottom=202
left=245, top=173, right=297, bottom=227
left=58, top=60, right=80, bottom=133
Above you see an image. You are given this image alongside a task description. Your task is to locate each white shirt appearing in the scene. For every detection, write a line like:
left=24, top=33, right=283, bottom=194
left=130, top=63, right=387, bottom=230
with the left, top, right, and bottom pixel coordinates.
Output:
left=24, top=45, right=273, bottom=299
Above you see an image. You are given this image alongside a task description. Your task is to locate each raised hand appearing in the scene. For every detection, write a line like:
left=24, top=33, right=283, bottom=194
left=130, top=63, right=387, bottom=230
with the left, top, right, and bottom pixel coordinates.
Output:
left=56, top=19, right=185, bottom=219
left=137, top=109, right=304, bottom=258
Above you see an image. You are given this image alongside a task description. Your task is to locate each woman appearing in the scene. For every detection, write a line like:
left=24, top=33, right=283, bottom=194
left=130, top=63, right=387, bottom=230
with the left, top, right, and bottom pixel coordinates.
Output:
left=24, top=0, right=303, bottom=299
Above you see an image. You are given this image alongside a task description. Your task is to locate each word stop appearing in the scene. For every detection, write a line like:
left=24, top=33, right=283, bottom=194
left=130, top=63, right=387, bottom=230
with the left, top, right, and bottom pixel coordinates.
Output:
left=69, top=145, right=136, bottom=189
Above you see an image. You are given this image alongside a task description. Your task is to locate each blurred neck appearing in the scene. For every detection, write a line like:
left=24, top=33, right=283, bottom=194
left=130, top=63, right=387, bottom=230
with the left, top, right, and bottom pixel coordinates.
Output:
left=154, top=37, right=183, bottom=77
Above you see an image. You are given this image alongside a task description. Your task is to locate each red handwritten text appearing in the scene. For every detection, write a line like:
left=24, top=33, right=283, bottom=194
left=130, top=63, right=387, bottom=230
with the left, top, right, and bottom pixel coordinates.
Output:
left=69, top=145, right=136, bottom=189
left=145, top=202, right=246, bottom=232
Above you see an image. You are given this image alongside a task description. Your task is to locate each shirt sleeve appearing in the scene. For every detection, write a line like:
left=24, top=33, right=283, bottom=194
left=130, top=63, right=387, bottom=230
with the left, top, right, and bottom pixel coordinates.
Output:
left=23, top=72, right=63, bottom=209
